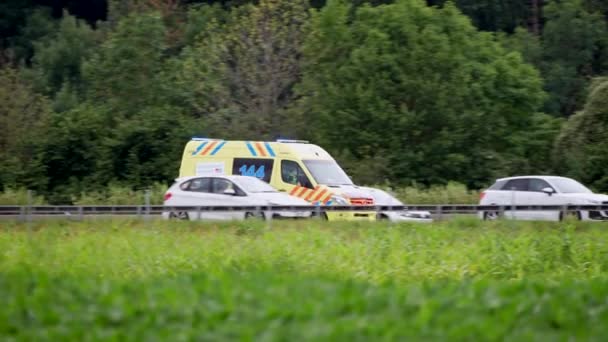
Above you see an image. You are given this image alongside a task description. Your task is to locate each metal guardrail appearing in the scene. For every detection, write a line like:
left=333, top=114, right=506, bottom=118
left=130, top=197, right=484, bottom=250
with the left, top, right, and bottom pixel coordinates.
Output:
left=1, top=204, right=608, bottom=221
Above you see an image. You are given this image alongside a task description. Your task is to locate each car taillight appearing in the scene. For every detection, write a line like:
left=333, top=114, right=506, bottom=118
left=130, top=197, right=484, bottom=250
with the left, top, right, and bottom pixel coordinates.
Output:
left=164, top=192, right=172, bottom=202
left=479, top=191, right=486, bottom=201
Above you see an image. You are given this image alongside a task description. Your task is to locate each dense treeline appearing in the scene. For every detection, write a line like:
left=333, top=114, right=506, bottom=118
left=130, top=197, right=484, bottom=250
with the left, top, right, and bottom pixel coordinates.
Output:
left=1, top=0, right=607, bottom=203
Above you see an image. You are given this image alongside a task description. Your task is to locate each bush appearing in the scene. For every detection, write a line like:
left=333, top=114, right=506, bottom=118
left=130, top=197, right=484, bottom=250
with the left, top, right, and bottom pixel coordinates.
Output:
left=71, top=182, right=168, bottom=205
left=0, top=188, right=47, bottom=205
left=373, top=182, right=481, bottom=204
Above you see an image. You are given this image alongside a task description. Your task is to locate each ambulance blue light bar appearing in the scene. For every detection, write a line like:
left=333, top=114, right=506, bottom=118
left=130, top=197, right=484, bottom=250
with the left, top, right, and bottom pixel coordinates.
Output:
left=276, top=139, right=309, bottom=144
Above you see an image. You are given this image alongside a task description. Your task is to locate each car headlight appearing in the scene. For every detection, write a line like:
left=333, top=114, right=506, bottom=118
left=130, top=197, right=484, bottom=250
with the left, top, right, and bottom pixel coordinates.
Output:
left=331, top=195, right=349, bottom=205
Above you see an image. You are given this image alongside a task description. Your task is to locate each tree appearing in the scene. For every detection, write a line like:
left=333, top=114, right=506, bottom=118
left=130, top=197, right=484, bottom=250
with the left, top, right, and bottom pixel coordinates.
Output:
left=540, top=0, right=607, bottom=116
left=176, top=0, right=311, bottom=139
left=297, top=0, right=554, bottom=187
left=0, top=66, right=51, bottom=190
left=34, top=11, right=203, bottom=199
left=427, top=0, right=531, bottom=33
left=497, top=26, right=542, bottom=66
left=82, top=12, right=168, bottom=114
left=8, top=7, right=56, bottom=64
left=554, top=77, right=608, bottom=192
left=28, top=12, right=98, bottom=101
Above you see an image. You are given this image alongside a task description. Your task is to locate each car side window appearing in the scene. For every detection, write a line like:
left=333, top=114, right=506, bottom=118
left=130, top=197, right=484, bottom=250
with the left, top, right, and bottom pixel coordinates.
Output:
left=281, top=160, right=313, bottom=189
left=211, top=179, right=234, bottom=194
left=187, top=178, right=211, bottom=192
left=529, top=179, right=553, bottom=192
left=502, top=179, right=529, bottom=191
left=210, top=178, right=246, bottom=196
left=179, top=181, right=191, bottom=190
left=488, top=180, right=507, bottom=190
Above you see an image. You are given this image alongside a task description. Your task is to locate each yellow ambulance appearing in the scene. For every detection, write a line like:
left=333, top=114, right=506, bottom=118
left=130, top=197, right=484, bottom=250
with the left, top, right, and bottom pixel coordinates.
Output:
left=178, top=138, right=433, bottom=222
left=178, top=138, right=378, bottom=220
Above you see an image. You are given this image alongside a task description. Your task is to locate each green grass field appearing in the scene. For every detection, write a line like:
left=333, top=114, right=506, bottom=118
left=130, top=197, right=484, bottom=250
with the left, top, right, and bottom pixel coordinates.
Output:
left=1, top=218, right=608, bottom=340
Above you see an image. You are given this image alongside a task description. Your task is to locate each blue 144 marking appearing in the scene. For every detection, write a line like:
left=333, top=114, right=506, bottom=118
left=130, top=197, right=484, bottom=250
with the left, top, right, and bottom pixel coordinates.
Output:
left=239, top=165, right=265, bottom=179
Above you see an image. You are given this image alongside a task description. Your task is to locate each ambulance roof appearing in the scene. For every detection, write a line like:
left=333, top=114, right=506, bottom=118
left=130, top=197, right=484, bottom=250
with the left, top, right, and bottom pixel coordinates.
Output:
left=189, top=138, right=334, bottom=160
left=283, top=142, right=334, bottom=160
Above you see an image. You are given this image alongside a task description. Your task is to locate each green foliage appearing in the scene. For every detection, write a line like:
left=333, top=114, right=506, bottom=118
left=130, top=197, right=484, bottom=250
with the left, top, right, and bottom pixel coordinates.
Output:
left=2, top=220, right=608, bottom=339
left=27, top=12, right=98, bottom=98
left=71, top=182, right=168, bottom=205
left=429, top=0, right=531, bottom=33
left=6, top=7, right=56, bottom=63
left=2, top=219, right=608, bottom=281
left=0, top=188, right=46, bottom=205
left=31, top=12, right=203, bottom=201
left=298, top=0, right=551, bottom=188
left=541, top=0, right=607, bottom=116
left=381, top=182, right=481, bottom=204
left=497, top=27, right=542, bottom=66
left=554, top=77, right=608, bottom=192
left=176, top=0, right=310, bottom=139
left=83, top=12, right=168, bottom=113
left=2, top=0, right=608, bottom=201
left=92, top=106, right=198, bottom=188
left=0, top=66, right=51, bottom=191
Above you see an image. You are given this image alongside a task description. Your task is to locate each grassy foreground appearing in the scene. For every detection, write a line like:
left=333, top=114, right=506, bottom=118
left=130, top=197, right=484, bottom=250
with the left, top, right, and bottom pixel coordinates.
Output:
left=1, top=218, right=608, bottom=340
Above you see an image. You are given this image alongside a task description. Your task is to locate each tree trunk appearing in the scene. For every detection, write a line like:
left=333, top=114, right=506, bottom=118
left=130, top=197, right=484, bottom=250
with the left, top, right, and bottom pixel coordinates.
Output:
left=528, top=0, right=542, bottom=35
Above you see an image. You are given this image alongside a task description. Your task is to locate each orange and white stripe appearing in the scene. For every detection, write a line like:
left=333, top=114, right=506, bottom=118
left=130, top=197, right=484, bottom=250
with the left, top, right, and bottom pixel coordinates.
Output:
left=289, top=185, right=333, bottom=204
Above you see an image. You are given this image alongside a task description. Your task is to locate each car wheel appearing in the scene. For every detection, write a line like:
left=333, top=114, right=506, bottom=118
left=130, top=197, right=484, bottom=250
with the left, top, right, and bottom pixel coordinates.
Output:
left=483, top=211, right=501, bottom=220
left=245, top=212, right=264, bottom=220
left=376, top=213, right=389, bottom=221
left=169, top=211, right=190, bottom=220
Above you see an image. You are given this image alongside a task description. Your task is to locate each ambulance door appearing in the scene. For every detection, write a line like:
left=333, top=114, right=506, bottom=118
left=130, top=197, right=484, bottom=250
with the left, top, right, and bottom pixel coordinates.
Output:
left=277, top=160, right=315, bottom=199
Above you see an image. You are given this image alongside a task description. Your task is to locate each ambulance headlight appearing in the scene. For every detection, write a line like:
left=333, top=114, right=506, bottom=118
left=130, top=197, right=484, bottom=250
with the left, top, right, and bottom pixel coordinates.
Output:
left=331, top=195, right=349, bottom=205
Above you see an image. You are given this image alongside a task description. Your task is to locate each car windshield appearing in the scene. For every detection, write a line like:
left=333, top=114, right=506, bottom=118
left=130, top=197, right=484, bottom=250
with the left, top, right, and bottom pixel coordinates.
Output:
left=551, top=178, right=593, bottom=194
left=303, top=160, right=353, bottom=186
left=234, top=177, right=278, bottom=193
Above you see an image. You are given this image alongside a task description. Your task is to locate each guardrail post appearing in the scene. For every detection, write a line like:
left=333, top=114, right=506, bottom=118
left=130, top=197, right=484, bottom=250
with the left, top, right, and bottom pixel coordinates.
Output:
left=19, top=206, right=25, bottom=223
left=315, top=205, right=321, bottom=221
left=144, top=189, right=151, bottom=224
left=436, top=205, right=442, bottom=221
left=78, top=206, right=84, bottom=221
left=255, top=206, right=261, bottom=221
left=27, top=190, right=31, bottom=216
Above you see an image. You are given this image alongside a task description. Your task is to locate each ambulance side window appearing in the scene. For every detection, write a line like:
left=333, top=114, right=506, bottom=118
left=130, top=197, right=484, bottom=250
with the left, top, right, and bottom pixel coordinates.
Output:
left=232, top=158, right=274, bottom=183
left=281, top=160, right=313, bottom=189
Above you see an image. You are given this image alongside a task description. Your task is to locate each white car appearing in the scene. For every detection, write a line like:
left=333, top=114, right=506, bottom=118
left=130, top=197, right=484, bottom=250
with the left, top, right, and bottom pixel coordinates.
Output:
left=359, top=187, right=433, bottom=222
left=162, top=175, right=312, bottom=221
left=478, top=176, right=608, bottom=221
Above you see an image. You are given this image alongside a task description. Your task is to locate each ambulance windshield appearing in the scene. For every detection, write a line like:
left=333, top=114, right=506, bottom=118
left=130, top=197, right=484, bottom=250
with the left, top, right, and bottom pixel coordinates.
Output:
left=303, top=160, right=353, bottom=186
